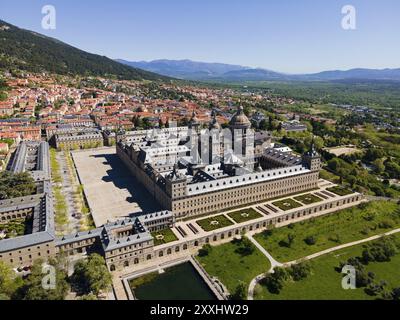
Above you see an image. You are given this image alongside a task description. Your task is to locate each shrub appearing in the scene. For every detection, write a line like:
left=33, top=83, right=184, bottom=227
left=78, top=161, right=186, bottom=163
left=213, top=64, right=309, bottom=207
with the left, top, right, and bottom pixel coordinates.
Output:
left=198, top=244, right=212, bottom=257
left=304, top=235, right=317, bottom=246
left=230, top=283, right=247, bottom=300
left=288, top=262, right=311, bottom=281
left=364, top=281, right=387, bottom=297
left=361, top=237, right=397, bottom=263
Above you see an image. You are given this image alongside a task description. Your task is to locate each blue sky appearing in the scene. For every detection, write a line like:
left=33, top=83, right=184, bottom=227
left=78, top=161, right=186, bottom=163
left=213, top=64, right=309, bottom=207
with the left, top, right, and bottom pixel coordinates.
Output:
left=1, top=0, right=399, bottom=73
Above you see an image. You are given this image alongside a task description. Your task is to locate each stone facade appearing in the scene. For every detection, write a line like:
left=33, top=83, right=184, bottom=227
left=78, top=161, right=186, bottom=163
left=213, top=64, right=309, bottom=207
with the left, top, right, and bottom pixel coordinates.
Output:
left=116, top=108, right=322, bottom=220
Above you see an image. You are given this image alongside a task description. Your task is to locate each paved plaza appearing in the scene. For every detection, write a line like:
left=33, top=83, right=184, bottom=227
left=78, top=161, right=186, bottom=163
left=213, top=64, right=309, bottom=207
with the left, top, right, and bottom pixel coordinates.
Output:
left=72, top=148, right=161, bottom=227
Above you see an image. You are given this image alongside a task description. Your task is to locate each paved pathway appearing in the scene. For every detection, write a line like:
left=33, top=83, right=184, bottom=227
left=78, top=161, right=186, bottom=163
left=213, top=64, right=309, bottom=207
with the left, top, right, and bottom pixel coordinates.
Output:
left=247, top=235, right=282, bottom=271
left=365, top=195, right=399, bottom=203
left=247, top=227, right=400, bottom=300
left=247, top=235, right=282, bottom=300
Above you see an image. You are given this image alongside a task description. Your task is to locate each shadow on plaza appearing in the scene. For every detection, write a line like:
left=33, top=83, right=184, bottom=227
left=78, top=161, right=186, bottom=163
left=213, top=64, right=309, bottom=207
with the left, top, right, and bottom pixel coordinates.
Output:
left=92, top=153, right=162, bottom=215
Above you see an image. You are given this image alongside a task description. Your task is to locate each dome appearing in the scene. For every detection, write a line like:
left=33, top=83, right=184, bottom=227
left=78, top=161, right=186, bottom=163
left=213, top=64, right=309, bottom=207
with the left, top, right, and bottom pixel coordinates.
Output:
left=229, top=106, right=251, bottom=128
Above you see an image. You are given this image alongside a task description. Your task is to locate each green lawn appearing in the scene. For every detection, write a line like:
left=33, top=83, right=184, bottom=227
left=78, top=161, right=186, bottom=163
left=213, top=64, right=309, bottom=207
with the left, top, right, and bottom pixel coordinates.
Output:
left=228, top=208, right=263, bottom=224
left=327, top=186, right=353, bottom=196
left=255, top=234, right=400, bottom=300
left=320, top=169, right=341, bottom=183
left=151, top=228, right=178, bottom=246
left=196, top=239, right=271, bottom=294
left=253, top=201, right=400, bottom=263
left=294, top=194, right=323, bottom=205
left=272, top=198, right=303, bottom=211
left=196, top=215, right=234, bottom=232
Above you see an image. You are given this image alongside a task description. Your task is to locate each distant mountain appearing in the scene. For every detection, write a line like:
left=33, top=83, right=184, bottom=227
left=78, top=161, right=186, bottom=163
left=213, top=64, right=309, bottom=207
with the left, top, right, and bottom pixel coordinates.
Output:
left=117, top=59, right=400, bottom=82
left=298, top=68, right=400, bottom=81
left=0, top=20, right=169, bottom=81
left=116, top=59, right=248, bottom=80
left=216, top=68, right=292, bottom=81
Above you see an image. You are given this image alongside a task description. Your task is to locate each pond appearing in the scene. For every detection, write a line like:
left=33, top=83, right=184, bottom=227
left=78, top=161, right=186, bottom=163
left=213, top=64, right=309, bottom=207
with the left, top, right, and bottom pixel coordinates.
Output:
left=130, top=262, right=216, bottom=300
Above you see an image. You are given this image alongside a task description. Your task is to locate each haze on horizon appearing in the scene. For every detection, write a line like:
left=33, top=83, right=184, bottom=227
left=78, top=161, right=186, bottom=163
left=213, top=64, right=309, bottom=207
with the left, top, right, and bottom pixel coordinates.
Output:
left=1, top=0, right=400, bottom=74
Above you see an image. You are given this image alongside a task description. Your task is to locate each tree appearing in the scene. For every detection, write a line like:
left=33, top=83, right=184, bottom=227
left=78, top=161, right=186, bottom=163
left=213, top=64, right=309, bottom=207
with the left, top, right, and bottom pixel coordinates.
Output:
left=287, top=234, right=295, bottom=248
left=198, top=244, right=212, bottom=257
left=288, top=262, right=311, bottom=281
left=14, top=260, right=69, bottom=300
left=230, top=283, right=246, bottom=300
left=391, top=287, right=400, bottom=300
left=133, top=116, right=143, bottom=128
left=373, top=159, right=385, bottom=175
left=0, top=171, right=36, bottom=200
left=235, top=237, right=255, bottom=256
left=142, top=118, right=152, bottom=129
left=71, top=254, right=112, bottom=296
left=78, top=293, right=98, bottom=300
left=0, top=262, right=23, bottom=299
left=304, top=235, right=317, bottom=246
left=261, top=267, right=288, bottom=294
left=361, top=237, right=397, bottom=263
left=258, top=119, right=268, bottom=131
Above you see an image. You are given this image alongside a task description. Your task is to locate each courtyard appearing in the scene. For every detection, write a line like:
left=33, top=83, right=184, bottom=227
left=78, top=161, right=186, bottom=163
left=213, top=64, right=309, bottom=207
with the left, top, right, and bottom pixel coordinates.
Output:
left=151, top=229, right=179, bottom=246
left=71, top=148, right=161, bottom=227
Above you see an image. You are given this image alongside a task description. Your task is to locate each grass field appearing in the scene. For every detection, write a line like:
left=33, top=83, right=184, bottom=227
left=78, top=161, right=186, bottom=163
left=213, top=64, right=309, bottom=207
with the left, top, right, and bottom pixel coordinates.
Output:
left=294, top=194, right=323, bottom=205
left=253, top=201, right=400, bottom=263
left=151, top=229, right=179, bottom=246
left=228, top=208, right=263, bottom=224
left=196, top=239, right=271, bottom=293
left=272, top=198, right=303, bottom=211
left=196, top=215, right=234, bottom=232
left=254, top=234, right=400, bottom=300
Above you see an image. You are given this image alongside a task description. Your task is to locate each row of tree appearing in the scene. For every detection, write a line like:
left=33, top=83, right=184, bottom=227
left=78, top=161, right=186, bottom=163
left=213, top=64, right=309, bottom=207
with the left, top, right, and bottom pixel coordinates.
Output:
left=0, top=253, right=112, bottom=300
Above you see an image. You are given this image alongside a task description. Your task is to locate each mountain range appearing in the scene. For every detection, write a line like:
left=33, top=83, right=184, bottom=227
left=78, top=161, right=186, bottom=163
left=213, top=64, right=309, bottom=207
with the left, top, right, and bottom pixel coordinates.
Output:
left=117, top=59, right=400, bottom=82
left=1, top=18, right=400, bottom=84
left=0, top=20, right=168, bottom=81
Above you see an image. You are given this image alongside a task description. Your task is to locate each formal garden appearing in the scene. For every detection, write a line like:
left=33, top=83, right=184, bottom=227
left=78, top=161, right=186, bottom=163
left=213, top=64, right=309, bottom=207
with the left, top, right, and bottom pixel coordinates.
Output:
left=196, top=214, right=234, bottom=232
left=0, top=218, right=31, bottom=239
left=151, top=228, right=179, bottom=246
left=272, top=198, right=303, bottom=211
left=254, top=235, right=400, bottom=300
left=253, top=201, right=400, bottom=263
left=227, top=208, right=263, bottom=223
left=294, top=193, right=323, bottom=205
left=327, top=186, right=354, bottom=196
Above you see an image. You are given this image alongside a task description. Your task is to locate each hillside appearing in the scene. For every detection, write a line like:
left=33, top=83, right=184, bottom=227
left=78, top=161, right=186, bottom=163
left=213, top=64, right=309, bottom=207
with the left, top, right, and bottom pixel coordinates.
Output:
left=0, top=20, right=169, bottom=81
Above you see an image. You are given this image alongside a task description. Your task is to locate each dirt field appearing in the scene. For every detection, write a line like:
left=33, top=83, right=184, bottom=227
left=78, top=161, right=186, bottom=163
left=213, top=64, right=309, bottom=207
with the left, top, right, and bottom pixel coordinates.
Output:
left=325, top=146, right=362, bottom=157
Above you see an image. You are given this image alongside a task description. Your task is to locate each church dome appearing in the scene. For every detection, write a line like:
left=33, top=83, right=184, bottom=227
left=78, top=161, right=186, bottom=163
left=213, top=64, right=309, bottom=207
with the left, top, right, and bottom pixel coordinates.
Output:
left=229, top=106, right=251, bottom=128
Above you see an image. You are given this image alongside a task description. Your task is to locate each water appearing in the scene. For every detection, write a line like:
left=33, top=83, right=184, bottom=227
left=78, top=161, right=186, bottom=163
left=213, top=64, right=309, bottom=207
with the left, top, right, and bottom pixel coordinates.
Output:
left=131, top=262, right=216, bottom=300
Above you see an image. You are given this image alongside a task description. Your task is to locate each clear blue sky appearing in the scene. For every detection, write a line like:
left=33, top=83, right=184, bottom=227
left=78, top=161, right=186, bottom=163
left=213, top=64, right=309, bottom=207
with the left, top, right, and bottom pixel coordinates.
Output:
left=1, top=0, right=399, bottom=73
